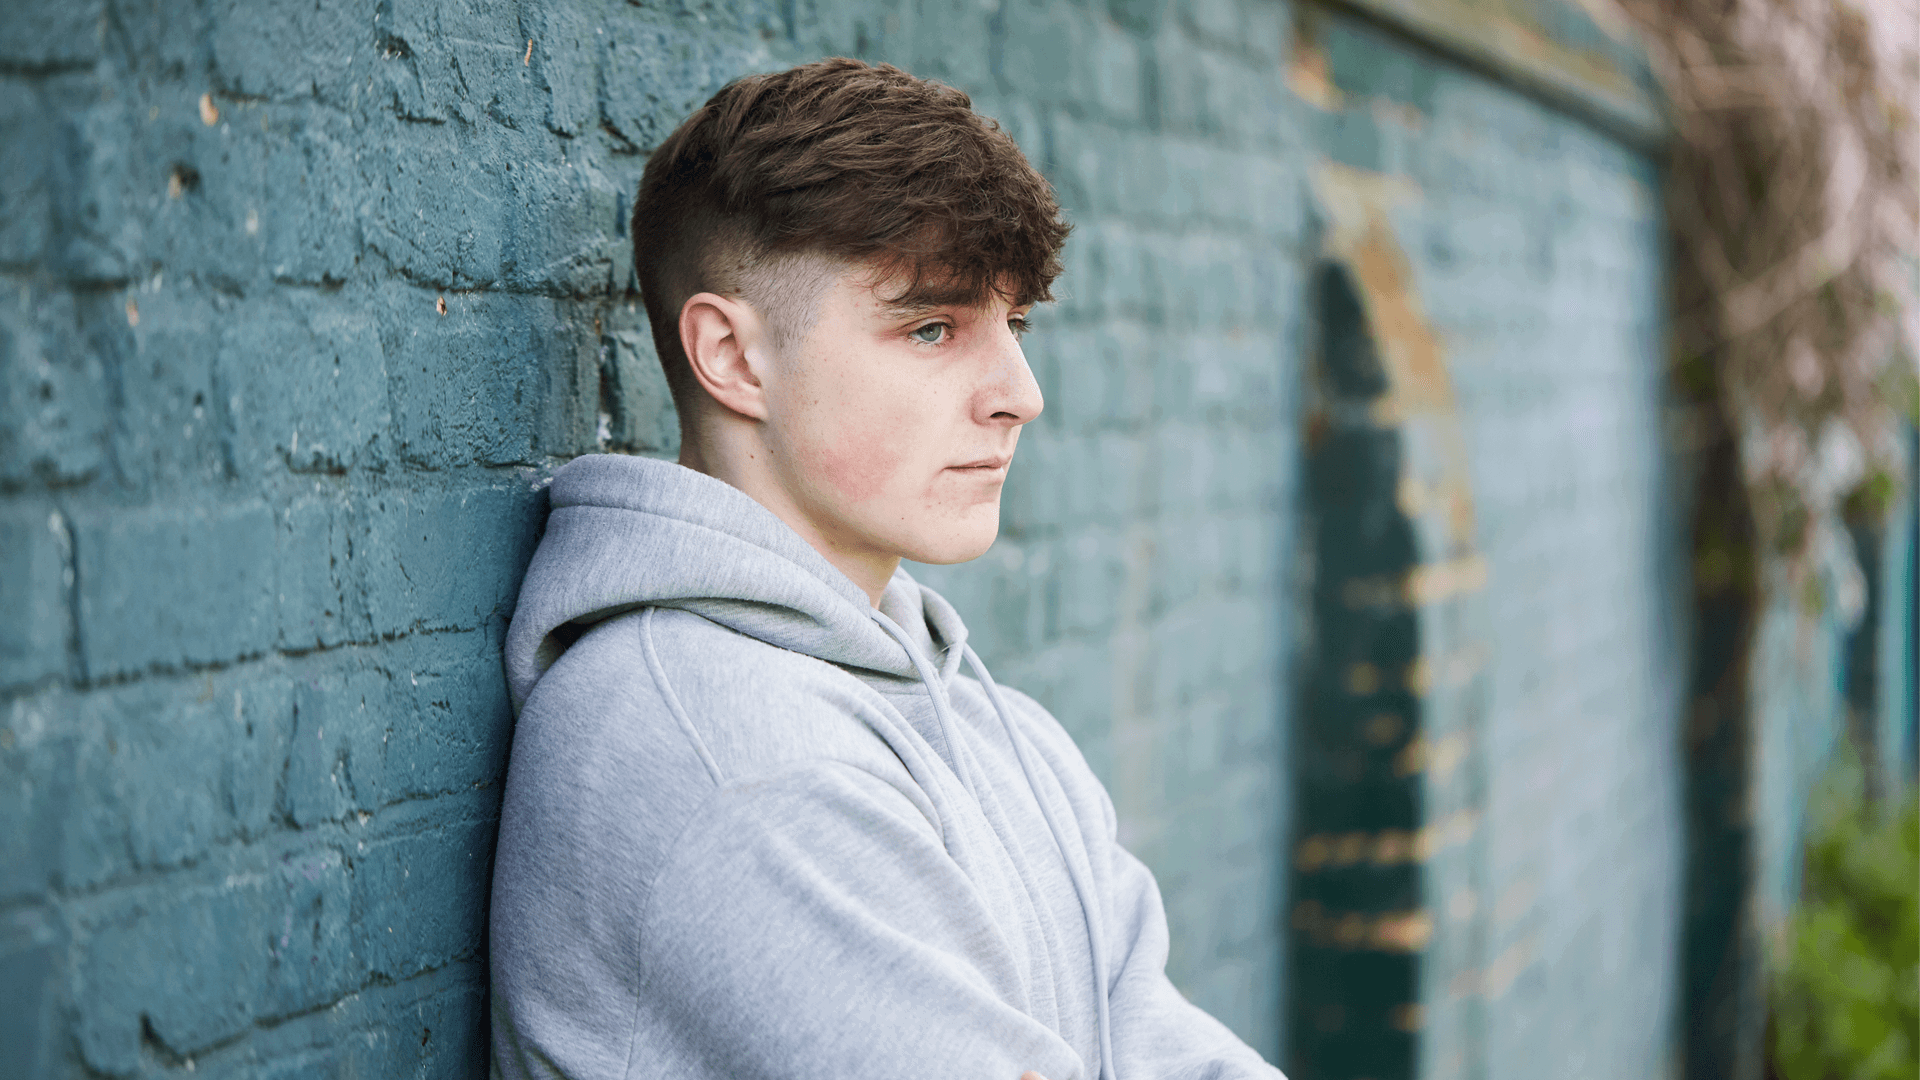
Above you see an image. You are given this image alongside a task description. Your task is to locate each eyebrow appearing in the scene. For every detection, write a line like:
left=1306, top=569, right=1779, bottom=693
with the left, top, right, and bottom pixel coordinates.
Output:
left=875, top=297, right=948, bottom=319
left=867, top=265, right=1028, bottom=317
left=875, top=286, right=1029, bottom=320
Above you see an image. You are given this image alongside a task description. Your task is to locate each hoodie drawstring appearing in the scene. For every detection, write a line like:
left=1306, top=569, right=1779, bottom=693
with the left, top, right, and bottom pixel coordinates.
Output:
left=963, top=643, right=1118, bottom=1080
left=871, top=611, right=983, bottom=803
left=869, top=611, right=1118, bottom=1080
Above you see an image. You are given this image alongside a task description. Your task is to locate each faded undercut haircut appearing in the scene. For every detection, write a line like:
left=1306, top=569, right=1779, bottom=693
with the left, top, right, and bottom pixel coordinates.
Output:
left=630, top=57, right=1071, bottom=410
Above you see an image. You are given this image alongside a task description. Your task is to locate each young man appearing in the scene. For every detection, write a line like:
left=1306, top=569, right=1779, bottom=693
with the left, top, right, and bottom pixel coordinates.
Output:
left=490, top=58, right=1282, bottom=1080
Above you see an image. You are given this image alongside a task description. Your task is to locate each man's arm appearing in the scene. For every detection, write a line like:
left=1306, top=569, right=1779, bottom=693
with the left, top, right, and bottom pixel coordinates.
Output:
left=1002, top=688, right=1286, bottom=1080
left=1098, top=837, right=1284, bottom=1079
left=534, top=760, right=1087, bottom=1080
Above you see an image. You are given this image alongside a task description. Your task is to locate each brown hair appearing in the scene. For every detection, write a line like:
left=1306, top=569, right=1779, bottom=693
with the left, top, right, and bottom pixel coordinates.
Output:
left=630, top=58, right=1070, bottom=406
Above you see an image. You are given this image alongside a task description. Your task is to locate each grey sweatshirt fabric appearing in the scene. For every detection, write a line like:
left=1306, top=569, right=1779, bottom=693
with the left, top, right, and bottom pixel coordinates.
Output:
left=490, top=453, right=1282, bottom=1080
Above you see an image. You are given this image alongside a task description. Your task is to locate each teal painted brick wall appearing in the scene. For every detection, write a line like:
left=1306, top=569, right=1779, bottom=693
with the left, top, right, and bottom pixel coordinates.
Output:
left=1301, top=14, right=1685, bottom=1080
left=2, top=0, right=1692, bottom=1076
left=4, top=1, right=629, bottom=1074
left=1, top=1, right=1308, bottom=1072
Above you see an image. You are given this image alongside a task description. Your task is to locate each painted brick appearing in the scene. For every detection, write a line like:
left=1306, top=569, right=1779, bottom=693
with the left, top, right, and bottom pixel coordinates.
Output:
left=383, top=291, right=584, bottom=467
left=353, top=810, right=495, bottom=983
left=106, top=289, right=239, bottom=490
left=45, top=90, right=145, bottom=284
left=0, top=677, right=291, bottom=900
left=222, top=299, right=391, bottom=474
left=0, top=506, right=71, bottom=690
left=358, top=479, right=544, bottom=637
left=0, top=905, right=63, bottom=1080
left=3, top=2, right=104, bottom=70
left=603, top=325, right=683, bottom=455
left=0, top=697, right=79, bottom=901
left=104, top=678, right=289, bottom=871
left=0, top=287, right=109, bottom=489
left=207, top=0, right=371, bottom=103
left=370, top=0, right=539, bottom=127
left=73, top=848, right=356, bottom=1073
left=1089, top=18, right=1150, bottom=125
left=275, top=496, right=374, bottom=651
left=284, top=667, right=394, bottom=828
left=356, top=124, right=517, bottom=290
left=4, top=691, right=137, bottom=899
left=76, top=501, right=279, bottom=677
left=0, top=82, right=56, bottom=268
left=381, top=632, right=517, bottom=802
left=599, top=21, right=765, bottom=151
left=163, top=105, right=368, bottom=288
left=191, top=962, right=489, bottom=1080
left=996, top=2, right=1090, bottom=107
left=1182, top=0, right=1246, bottom=45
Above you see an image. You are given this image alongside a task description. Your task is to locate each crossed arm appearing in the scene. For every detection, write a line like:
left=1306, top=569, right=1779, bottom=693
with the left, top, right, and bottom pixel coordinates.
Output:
left=614, top=763, right=1277, bottom=1080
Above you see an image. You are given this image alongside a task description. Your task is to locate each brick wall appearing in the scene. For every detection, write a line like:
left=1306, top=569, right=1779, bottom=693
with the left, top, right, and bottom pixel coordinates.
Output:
left=3, top=0, right=1689, bottom=1076
left=1304, top=17, right=1680, bottom=1080
left=1291, top=13, right=1685, bottom=1079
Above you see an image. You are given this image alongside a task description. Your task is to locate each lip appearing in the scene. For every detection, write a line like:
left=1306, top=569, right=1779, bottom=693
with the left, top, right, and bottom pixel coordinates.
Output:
left=948, top=455, right=1012, bottom=472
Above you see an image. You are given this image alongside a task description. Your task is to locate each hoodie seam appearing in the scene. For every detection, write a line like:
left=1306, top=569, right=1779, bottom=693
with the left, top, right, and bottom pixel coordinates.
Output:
left=619, top=760, right=957, bottom=1079
left=637, top=607, right=726, bottom=787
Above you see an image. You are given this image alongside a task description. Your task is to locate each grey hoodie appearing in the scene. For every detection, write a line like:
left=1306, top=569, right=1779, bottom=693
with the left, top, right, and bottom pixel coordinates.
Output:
left=490, top=453, right=1281, bottom=1080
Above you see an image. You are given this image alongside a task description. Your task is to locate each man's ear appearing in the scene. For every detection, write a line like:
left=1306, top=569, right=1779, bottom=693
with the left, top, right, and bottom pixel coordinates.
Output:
left=679, top=291, right=770, bottom=421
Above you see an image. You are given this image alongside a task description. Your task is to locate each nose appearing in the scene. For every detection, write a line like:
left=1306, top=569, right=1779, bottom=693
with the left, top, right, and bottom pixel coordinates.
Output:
left=978, top=325, right=1044, bottom=427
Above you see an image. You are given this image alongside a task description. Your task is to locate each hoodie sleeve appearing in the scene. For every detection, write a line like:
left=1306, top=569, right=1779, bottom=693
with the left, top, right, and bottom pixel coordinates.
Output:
left=998, top=688, right=1285, bottom=1080
left=624, top=760, right=1090, bottom=1080
left=1099, top=837, right=1286, bottom=1080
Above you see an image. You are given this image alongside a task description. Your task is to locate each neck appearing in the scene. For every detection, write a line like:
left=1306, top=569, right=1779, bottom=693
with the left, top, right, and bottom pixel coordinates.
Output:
left=678, top=418, right=898, bottom=607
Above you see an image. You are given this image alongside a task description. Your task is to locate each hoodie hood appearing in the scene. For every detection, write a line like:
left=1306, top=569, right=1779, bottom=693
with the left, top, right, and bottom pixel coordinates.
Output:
left=505, top=453, right=969, bottom=714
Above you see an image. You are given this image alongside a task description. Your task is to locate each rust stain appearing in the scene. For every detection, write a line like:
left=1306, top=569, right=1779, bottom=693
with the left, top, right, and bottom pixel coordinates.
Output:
left=1341, top=555, right=1490, bottom=613
left=1403, top=553, right=1488, bottom=605
left=1413, top=808, right=1481, bottom=860
left=1373, top=909, right=1435, bottom=952
left=1294, top=811, right=1480, bottom=870
left=1350, top=222, right=1454, bottom=412
left=1291, top=901, right=1436, bottom=953
left=1394, top=730, right=1470, bottom=782
left=1286, top=34, right=1343, bottom=111
left=1313, top=161, right=1481, bottom=553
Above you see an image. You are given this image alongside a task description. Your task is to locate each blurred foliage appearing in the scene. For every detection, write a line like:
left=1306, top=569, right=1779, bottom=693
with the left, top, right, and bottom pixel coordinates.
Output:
left=1770, top=747, right=1919, bottom=1080
left=1612, top=0, right=1919, bottom=623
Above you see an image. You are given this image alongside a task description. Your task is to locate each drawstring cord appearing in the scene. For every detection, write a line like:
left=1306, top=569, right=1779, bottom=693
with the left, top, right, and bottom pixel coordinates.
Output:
left=869, top=610, right=1118, bottom=1080
left=962, top=643, right=1118, bottom=1080
left=871, top=611, right=982, bottom=803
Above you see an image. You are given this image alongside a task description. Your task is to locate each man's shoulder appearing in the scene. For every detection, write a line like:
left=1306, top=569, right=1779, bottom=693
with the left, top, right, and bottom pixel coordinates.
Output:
left=521, top=605, right=909, bottom=787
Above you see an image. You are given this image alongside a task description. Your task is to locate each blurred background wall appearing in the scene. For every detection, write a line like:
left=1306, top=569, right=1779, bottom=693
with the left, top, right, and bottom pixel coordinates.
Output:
left=1, top=1, right=1912, bottom=1078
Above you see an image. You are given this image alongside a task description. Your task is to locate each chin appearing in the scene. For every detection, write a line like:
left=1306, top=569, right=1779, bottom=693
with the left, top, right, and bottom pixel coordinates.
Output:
left=902, top=508, right=1001, bottom=565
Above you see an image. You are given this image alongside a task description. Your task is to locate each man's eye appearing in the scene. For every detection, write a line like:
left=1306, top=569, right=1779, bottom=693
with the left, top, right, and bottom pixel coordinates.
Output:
left=1009, top=316, right=1032, bottom=339
left=909, top=322, right=949, bottom=344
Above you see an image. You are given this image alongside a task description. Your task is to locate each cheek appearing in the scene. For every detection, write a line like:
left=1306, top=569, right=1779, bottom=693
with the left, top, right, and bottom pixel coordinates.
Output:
left=799, top=369, right=928, bottom=504
left=814, top=420, right=907, bottom=504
